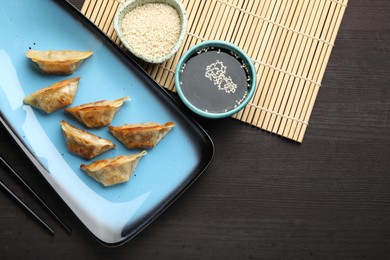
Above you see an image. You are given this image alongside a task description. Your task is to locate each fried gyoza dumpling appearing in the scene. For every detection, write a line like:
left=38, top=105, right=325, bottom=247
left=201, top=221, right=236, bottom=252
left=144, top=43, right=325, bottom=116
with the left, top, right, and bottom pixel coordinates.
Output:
left=65, top=96, right=129, bottom=128
left=23, top=77, right=80, bottom=113
left=108, top=122, right=175, bottom=149
left=80, top=151, right=147, bottom=186
left=26, top=50, right=93, bottom=75
left=60, top=120, right=115, bottom=159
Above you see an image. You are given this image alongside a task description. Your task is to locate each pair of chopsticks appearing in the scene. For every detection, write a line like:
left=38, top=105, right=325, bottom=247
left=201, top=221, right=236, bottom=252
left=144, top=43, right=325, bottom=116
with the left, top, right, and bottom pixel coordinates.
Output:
left=0, top=155, right=71, bottom=235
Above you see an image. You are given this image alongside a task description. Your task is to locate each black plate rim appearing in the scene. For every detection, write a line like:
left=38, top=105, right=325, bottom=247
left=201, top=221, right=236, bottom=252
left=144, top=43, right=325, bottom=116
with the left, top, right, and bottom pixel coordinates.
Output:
left=0, top=0, right=215, bottom=247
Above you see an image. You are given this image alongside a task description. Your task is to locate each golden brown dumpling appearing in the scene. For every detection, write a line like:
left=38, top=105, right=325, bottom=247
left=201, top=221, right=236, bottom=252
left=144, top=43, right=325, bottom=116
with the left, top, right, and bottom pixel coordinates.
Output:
left=80, top=151, right=147, bottom=186
left=65, top=96, right=129, bottom=128
left=26, top=50, right=93, bottom=75
left=23, top=77, right=80, bottom=113
left=60, top=120, right=115, bottom=159
left=108, top=122, right=175, bottom=149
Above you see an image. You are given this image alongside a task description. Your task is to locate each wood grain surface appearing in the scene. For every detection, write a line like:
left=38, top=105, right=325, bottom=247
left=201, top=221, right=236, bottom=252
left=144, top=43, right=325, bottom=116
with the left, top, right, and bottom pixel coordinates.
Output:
left=0, top=0, right=389, bottom=259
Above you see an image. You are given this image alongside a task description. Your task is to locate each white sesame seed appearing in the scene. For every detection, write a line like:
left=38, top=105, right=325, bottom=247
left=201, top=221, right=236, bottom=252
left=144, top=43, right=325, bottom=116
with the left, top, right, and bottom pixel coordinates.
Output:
left=121, top=3, right=181, bottom=59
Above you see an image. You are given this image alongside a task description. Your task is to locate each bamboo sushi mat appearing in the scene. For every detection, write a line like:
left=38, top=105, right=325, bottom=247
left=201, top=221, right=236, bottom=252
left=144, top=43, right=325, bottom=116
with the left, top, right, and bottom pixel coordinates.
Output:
left=81, top=0, right=348, bottom=143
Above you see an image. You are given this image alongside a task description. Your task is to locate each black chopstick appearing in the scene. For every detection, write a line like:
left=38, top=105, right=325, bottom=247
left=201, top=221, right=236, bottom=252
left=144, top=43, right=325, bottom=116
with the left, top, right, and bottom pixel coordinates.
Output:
left=0, top=179, right=55, bottom=236
left=0, top=155, right=71, bottom=234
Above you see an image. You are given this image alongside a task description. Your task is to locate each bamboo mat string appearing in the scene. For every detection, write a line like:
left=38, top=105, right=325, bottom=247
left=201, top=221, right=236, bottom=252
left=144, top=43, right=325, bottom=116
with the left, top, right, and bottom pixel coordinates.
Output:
left=279, top=0, right=320, bottom=139
left=80, top=0, right=348, bottom=143
left=217, top=0, right=336, bottom=47
left=263, top=1, right=297, bottom=132
left=285, top=0, right=322, bottom=140
left=236, top=0, right=274, bottom=123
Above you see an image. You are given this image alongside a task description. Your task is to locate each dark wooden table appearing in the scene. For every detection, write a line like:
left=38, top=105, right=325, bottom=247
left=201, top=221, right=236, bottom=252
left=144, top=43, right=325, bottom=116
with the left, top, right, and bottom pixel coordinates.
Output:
left=1, top=0, right=389, bottom=259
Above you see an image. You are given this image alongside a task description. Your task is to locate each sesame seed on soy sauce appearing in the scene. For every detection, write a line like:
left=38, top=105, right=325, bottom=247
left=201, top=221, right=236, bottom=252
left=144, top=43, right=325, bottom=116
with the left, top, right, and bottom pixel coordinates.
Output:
left=179, top=46, right=252, bottom=114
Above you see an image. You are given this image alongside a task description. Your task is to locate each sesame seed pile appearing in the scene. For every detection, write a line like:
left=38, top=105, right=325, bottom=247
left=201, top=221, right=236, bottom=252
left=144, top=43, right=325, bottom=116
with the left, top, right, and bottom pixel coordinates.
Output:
left=121, top=3, right=181, bottom=59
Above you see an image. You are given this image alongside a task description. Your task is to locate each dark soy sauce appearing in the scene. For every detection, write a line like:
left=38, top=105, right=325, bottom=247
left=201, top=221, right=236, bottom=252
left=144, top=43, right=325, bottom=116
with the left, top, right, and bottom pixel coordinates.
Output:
left=179, top=47, right=252, bottom=114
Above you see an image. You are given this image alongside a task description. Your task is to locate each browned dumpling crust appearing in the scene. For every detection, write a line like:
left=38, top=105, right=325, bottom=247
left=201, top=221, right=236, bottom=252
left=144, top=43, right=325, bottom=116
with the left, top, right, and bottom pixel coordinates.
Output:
left=108, top=122, right=175, bottom=149
left=26, top=50, right=93, bottom=75
left=65, top=96, right=129, bottom=128
left=60, top=120, right=115, bottom=159
left=23, top=77, right=80, bottom=113
left=80, top=151, right=147, bottom=186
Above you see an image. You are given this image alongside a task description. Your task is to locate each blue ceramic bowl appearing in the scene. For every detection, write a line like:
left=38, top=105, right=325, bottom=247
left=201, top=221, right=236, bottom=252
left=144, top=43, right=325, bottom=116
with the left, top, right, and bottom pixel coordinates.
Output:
left=175, top=40, right=256, bottom=119
left=114, top=0, right=187, bottom=64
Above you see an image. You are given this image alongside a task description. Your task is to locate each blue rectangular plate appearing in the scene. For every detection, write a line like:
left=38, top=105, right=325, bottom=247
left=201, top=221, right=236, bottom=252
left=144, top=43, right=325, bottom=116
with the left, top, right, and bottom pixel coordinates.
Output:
left=0, top=0, right=214, bottom=246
